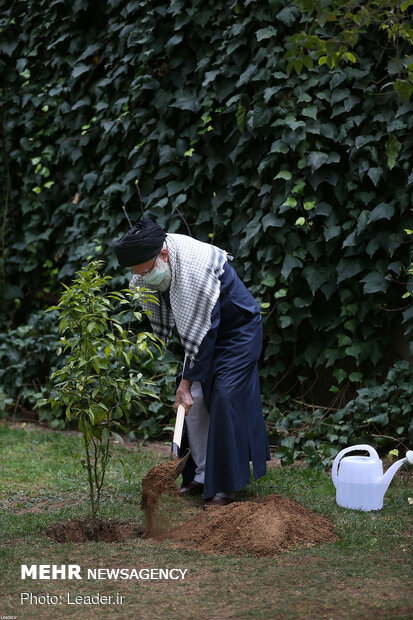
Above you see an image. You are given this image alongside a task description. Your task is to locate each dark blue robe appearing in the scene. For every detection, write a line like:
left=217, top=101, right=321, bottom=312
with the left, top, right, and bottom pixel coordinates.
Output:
left=179, top=262, right=270, bottom=499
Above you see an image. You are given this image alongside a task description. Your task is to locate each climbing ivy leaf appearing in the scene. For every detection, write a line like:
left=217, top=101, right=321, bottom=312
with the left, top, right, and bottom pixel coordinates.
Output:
left=385, top=134, right=401, bottom=170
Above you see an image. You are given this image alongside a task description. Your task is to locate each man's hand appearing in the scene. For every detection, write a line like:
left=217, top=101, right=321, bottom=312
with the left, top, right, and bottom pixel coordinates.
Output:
left=175, top=379, right=193, bottom=415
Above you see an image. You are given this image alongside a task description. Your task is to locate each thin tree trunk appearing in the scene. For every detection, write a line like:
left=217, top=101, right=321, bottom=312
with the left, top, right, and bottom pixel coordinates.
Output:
left=84, top=438, right=96, bottom=520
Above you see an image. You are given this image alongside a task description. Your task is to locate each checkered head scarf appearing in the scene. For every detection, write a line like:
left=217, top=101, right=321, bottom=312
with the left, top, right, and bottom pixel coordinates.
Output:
left=130, top=233, right=229, bottom=364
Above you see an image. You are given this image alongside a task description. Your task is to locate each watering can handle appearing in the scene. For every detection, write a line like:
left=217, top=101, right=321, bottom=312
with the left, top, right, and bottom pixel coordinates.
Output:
left=332, top=444, right=380, bottom=488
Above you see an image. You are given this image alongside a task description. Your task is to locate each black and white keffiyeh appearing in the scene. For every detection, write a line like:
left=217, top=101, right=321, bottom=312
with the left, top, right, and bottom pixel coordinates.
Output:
left=130, top=233, right=229, bottom=363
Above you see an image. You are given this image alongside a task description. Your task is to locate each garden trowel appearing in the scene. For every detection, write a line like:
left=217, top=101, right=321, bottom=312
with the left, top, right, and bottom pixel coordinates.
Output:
left=172, top=404, right=190, bottom=477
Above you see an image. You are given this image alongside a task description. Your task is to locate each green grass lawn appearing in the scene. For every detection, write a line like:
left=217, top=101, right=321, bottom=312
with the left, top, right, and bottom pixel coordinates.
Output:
left=0, top=422, right=412, bottom=619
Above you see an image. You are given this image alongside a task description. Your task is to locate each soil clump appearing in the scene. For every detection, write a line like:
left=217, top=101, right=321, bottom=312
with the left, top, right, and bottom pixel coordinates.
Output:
left=46, top=518, right=143, bottom=543
left=164, top=494, right=336, bottom=556
left=140, top=459, right=178, bottom=537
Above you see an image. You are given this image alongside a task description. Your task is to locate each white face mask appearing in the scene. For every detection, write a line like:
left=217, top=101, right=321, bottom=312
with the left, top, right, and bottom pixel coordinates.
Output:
left=142, top=258, right=171, bottom=292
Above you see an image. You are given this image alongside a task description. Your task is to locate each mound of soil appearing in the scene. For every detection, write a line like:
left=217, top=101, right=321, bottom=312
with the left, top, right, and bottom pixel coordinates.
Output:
left=46, top=518, right=143, bottom=543
left=162, top=494, right=336, bottom=556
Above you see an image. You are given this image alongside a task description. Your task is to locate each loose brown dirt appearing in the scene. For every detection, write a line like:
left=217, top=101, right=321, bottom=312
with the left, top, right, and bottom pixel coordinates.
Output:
left=46, top=518, right=143, bottom=542
left=165, top=494, right=337, bottom=556
left=140, top=459, right=179, bottom=537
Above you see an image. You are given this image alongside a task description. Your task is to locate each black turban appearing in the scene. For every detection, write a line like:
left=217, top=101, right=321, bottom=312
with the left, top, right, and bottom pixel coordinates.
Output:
left=113, top=219, right=166, bottom=267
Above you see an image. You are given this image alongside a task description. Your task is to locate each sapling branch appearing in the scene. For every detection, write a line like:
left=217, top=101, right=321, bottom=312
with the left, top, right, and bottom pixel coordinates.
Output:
left=371, top=432, right=409, bottom=450
left=210, top=192, right=218, bottom=245
left=174, top=204, right=192, bottom=237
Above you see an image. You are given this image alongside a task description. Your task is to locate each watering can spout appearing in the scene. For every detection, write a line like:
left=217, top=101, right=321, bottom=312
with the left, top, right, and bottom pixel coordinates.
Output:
left=380, top=450, right=413, bottom=493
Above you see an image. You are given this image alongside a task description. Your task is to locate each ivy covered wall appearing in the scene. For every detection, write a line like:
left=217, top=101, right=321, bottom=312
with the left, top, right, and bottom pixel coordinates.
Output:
left=1, top=0, right=412, bottom=448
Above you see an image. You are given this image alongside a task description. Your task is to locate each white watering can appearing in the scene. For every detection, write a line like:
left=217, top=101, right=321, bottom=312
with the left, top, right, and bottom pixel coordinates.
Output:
left=332, top=444, right=413, bottom=511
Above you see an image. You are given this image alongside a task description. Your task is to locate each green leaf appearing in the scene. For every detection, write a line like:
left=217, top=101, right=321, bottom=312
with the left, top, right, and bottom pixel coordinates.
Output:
left=171, top=92, right=200, bottom=112
left=360, top=272, right=389, bottom=294
left=274, top=170, right=292, bottom=181
left=165, top=33, right=183, bottom=52
left=336, top=258, right=364, bottom=283
left=236, top=104, right=246, bottom=133
left=308, top=151, right=329, bottom=171
left=276, top=6, right=298, bottom=26
left=111, top=431, right=125, bottom=444
left=324, top=225, right=341, bottom=241
left=262, top=274, right=276, bottom=287
left=256, top=27, right=278, bottom=41
left=301, top=105, right=318, bottom=119
left=385, top=134, right=401, bottom=170
left=402, top=305, right=413, bottom=324
left=269, top=140, right=289, bottom=154
left=333, top=369, right=347, bottom=384
left=331, top=87, right=352, bottom=106
left=303, top=265, right=331, bottom=295
left=252, top=104, right=272, bottom=129
left=388, top=449, right=399, bottom=462
left=367, top=167, right=383, bottom=186
left=262, top=213, right=284, bottom=230
left=272, top=115, right=305, bottom=131
left=281, top=196, right=297, bottom=209
left=369, top=413, right=388, bottom=425
left=368, top=202, right=395, bottom=223
left=345, top=52, right=357, bottom=63
left=72, top=64, right=90, bottom=78
left=281, top=255, right=303, bottom=279
left=292, top=179, right=305, bottom=194
left=342, top=230, right=357, bottom=248
left=280, top=315, right=293, bottom=328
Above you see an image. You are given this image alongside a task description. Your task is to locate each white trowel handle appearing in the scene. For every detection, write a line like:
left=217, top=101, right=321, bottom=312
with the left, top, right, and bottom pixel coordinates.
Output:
left=172, top=404, right=186, bottom=457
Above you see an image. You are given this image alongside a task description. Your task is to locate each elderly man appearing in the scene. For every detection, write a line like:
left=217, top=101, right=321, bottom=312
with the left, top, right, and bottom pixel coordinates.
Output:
left=114, top=219, right=270, bottom=508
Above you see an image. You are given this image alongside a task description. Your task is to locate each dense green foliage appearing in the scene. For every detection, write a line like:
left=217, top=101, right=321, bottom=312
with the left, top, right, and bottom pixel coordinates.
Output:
left=288, top=0, right=413, bottom=100
left=267, top=360, right=413, bottom=468
left=0, top=310, right=61, bottom=422
left=1, top=0, right=412, bottom=459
